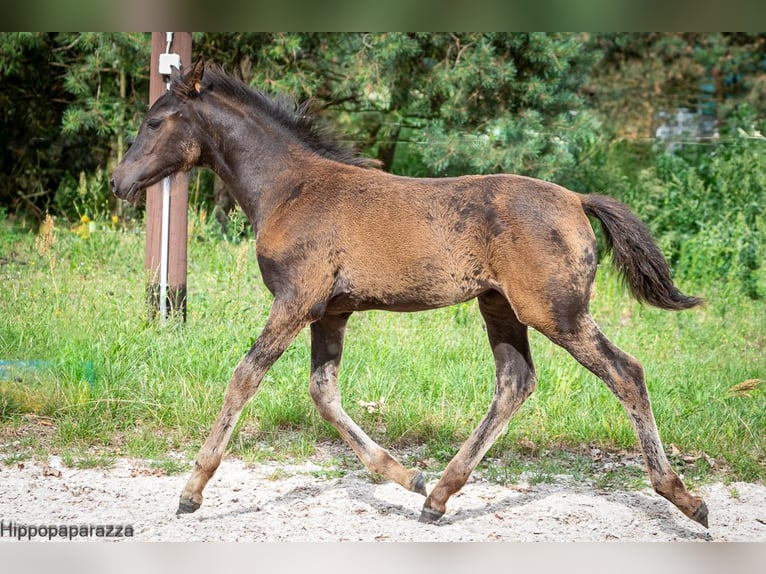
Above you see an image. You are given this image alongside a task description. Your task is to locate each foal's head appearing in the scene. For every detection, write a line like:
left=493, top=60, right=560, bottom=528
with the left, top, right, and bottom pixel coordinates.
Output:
left=112, top=58, right=379, bottom=204
left=111, top=59, right=206, bottom=203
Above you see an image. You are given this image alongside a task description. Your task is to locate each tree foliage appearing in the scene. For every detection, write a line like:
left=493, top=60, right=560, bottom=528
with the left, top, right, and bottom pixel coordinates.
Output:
left=0, top=32, right=150, bottom=217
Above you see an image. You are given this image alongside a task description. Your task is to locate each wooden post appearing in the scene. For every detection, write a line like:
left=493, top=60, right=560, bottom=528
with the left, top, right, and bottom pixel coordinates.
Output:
left=145, top=32, right=192, bottom=321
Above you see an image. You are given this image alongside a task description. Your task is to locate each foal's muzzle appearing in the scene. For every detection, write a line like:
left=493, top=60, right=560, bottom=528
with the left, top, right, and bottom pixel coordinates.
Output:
left=110, top=173, right=142, bottom=204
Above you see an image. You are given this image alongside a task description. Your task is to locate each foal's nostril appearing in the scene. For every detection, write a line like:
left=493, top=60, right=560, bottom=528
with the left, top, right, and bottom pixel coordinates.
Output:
left=110, top=176, right=116, bottom=192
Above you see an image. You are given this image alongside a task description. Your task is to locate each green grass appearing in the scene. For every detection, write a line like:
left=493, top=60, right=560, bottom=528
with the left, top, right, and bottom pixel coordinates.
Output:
left=62, top=452, right=116, bottom=470
left=149, top=458, right=190, bottom=475
left=0, top=216, right=764, bottom=485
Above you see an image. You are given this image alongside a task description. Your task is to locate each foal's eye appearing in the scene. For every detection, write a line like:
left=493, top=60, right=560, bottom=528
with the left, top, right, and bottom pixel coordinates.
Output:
left=147, top=118, right=163, bottom=130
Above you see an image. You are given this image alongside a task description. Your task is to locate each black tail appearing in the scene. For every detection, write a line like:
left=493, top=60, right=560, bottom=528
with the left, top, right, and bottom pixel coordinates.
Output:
left=579, top=193, right=703, bottom=310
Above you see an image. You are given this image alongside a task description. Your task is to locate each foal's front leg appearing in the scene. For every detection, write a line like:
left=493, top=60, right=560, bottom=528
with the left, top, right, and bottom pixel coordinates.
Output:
left=309, top=314, right=426, bottom=495
left=177, top=300, right=311, bottom=514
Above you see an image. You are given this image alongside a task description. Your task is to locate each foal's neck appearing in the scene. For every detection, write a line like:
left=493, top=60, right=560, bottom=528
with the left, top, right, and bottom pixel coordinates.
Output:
left=200, top=99, right=305, bottom=235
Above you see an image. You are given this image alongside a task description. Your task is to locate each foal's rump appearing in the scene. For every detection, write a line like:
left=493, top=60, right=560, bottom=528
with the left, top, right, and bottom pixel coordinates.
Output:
left=466, top=175, right=601, bottom=330
left=479, top=174, right=700, bottom=332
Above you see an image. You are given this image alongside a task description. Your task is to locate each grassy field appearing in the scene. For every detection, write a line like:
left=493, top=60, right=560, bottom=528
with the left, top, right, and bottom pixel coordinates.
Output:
left=0, top=215, right=764, bottom=488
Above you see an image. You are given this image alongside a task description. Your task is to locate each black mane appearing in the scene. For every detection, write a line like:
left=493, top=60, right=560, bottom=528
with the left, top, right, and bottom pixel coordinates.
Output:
left=200, top=66, right=376, bottom=169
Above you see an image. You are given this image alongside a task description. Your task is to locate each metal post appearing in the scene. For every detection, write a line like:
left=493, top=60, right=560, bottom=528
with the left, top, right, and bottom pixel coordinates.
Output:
left=146, top=32, right=191, bottom=322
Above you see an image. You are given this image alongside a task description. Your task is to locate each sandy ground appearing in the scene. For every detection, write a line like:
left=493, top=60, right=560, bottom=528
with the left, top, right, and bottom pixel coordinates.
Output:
left=1, top=448, right=765, bottom=543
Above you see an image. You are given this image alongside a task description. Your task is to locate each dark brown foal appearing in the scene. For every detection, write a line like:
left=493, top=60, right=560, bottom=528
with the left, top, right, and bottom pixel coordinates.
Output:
left=112, top=60, right=708, bottom=529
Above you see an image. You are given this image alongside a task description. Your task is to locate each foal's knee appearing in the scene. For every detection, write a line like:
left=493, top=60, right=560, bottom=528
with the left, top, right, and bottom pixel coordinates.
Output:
left=222, top=359, right=260, bottom=404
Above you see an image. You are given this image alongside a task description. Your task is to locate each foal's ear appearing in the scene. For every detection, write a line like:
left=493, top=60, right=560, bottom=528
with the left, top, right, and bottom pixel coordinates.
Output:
left=169, top=65, right=183, bottom=86
left=189, top=57, right=205, bottom=95
left=170, top=57, right=205, bottom=100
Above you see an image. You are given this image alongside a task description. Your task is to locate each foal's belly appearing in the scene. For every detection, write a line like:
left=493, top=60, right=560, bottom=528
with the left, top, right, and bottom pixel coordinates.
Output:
left=325, top=264, right=496, bottom=314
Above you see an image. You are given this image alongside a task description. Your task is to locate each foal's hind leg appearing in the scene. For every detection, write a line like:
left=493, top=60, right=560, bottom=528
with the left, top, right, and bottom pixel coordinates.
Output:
left=309, top=314, right=426, bottom=495
left=548, top=314, right=709, bottom=528
left=420, top=291, right=537, bottom=523
left=177, top=300, right=310, bottom=514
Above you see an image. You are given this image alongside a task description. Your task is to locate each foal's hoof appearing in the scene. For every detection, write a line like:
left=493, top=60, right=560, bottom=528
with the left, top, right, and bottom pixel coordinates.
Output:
left=691, top=501, right=709, bottom=529
left=176, top=497, right=201, bottom=515
left=418, top=505, right=444, bottom=524
left=409, top=470, right=427, bottom=496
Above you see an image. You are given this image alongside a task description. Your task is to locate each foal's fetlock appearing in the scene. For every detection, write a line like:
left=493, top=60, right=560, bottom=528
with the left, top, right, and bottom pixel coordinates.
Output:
left=654, top=474, right=709, bottom=528
left=176, top=494, right=202, bottom=516
left=407, top=469, right=427, bottom=496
